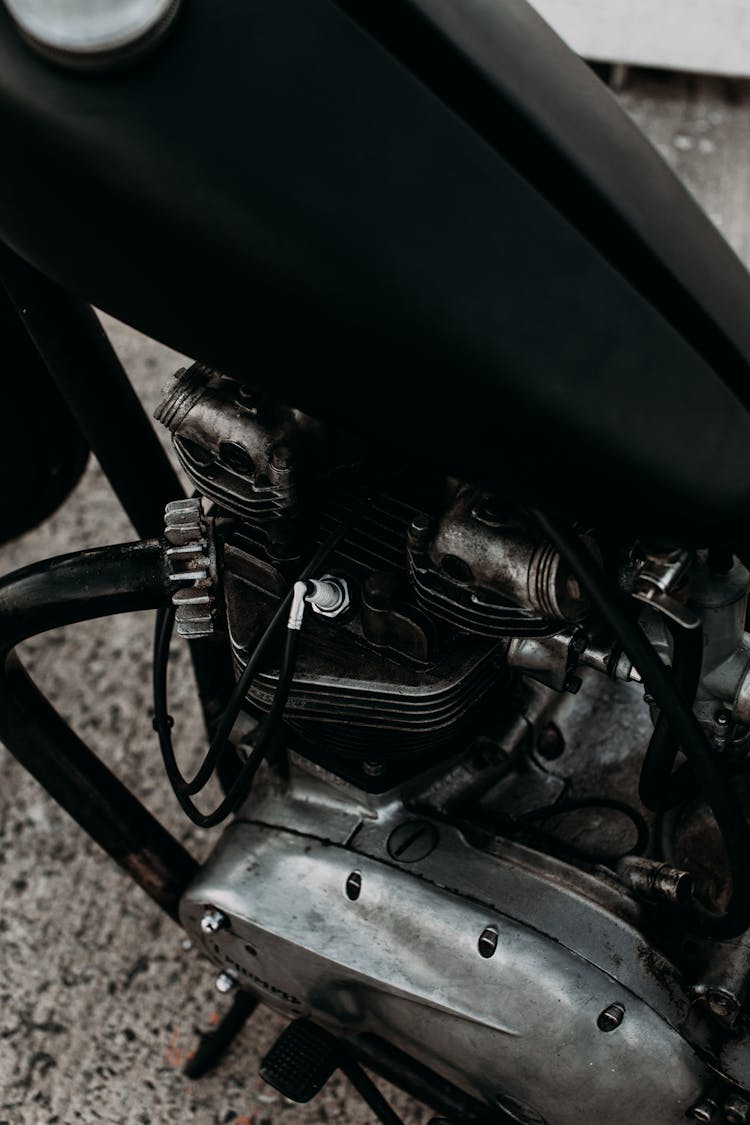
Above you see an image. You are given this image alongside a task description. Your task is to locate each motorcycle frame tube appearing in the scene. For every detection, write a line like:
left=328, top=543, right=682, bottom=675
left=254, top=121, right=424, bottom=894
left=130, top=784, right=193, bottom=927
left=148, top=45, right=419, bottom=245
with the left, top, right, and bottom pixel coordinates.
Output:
left=0, top=539, right=198, bottom=920
left=0, top=536, right=508, bottom=1123
left=0, top=242, right=239, bottom=755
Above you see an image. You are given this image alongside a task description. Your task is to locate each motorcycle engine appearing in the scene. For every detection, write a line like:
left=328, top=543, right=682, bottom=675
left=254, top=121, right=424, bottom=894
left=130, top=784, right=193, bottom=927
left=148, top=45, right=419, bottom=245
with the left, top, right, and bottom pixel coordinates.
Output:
left=157, top=365, right=750, bottom=1125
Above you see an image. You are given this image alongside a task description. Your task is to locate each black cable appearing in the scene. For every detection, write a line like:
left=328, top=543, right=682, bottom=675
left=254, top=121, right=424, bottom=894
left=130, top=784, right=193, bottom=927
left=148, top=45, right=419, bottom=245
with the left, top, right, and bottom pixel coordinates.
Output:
left=155, top=616, right=301, bottom=828
left=153, top=512, right=358, bottom=827
left=517, top=796, right=650, bottom=864
left=530, top=509, right=750, bottom=940
left=639, top=618, right=703, bottom=812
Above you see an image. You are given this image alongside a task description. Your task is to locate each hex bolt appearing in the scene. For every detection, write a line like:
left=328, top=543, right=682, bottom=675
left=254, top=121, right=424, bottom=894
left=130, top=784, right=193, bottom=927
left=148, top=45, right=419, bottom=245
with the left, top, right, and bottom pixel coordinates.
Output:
left=200, top=907, right=228, bottom=935
left=387, top=820, right=440, bottom=863
left=716, top=710, right=732, bottom=727
left=478, top=926, right=499, bottom=959
left=725, top=1095, right=750, bottom=1124
left=596, top=1003, right=625, bottom=1032
left=688, top=1096, right=720, bottom=1123
left=215, top=971, right=238, bottom=994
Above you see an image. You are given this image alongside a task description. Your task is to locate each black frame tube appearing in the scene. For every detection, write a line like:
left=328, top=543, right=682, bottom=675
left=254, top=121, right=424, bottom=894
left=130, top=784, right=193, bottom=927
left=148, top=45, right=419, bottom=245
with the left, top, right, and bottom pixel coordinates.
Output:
left=0, top=243, right=182, bottom=540
left=0, top=242, right=238, bottom=750
left=0, top=541, right=198, bottom=921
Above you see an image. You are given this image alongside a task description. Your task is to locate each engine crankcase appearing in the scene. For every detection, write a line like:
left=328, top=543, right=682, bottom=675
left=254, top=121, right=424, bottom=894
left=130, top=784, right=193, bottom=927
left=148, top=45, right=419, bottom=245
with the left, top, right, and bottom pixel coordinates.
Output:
left=181, top=805, right=713, bottom=1124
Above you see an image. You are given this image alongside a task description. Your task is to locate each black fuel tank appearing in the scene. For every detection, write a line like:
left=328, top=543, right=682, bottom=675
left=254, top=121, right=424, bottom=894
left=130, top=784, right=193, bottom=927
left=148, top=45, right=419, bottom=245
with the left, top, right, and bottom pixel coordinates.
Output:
left=1, top=0, right=749, bottom=540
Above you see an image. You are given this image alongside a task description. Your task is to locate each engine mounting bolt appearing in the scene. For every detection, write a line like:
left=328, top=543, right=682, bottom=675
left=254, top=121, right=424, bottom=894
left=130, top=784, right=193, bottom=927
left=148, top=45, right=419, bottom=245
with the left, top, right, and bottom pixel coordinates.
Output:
left=215, top=971, right=238, bottom=995
left=716, top=710, right=731, bottom=727
left=387, top=820, right=440, bottom=863
left=689, top=1096, right=721, bottom=1123
left=200, top=908, right=228, bottom=935
left=596, top=1002, right=625, bottom=1032
left=725, top=1095, right=750, bottom=1124
left=478, top=926, right=499, bottom=959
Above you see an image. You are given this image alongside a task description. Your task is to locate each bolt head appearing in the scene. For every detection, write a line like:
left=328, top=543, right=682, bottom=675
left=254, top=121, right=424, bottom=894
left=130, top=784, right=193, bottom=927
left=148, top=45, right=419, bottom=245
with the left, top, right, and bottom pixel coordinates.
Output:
left=478, top=926, right=499, bottom=959
left=725, top=1095, right=750, bottom=1125
left=706, top=988, right=740, bottom=1026
left=716, top=710, right=731, bottom=727
left=689, top=1098, right=719, bottom=1123
left=200, top=908, right=228, bottom=935
left=345, top=871, right=362, bottom=901
left=215, top=971, right=238, bottom=994
left=597, top=1002, right=625, bottom=1032
left=387, top=820, right=440, bottom=863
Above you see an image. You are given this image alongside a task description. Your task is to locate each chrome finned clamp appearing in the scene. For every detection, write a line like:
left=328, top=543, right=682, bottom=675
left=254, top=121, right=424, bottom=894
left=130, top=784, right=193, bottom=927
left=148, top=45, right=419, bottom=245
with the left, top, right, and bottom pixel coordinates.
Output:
left=164, top=497, right=219, bottom=639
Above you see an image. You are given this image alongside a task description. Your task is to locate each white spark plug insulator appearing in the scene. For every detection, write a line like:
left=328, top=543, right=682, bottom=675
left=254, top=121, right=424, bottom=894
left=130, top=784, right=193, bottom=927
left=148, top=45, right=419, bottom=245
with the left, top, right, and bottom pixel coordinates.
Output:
left=306, top=577, right=348, bottom=616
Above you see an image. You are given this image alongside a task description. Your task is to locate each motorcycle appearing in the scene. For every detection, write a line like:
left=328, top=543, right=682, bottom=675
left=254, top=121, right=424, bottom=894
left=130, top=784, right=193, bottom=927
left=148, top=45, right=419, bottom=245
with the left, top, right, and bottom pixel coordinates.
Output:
left=2, top=2, right=750, bottom=1123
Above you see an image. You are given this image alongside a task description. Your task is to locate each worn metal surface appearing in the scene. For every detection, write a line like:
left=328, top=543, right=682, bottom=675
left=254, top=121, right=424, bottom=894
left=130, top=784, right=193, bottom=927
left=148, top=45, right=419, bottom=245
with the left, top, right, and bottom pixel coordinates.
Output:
left=181, top=810, right=707, bottom=1124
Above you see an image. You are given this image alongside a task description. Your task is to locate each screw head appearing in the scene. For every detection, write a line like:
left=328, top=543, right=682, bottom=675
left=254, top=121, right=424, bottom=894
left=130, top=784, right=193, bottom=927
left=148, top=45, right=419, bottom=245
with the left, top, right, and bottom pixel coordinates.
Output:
left=345, top=871, right=362, bottom=901
left=716, top=710, right=731, bottom=727
left=478, top=926, right=499, bottom=959
left=597, top=1002, right=625, bottom=1032
left=200, top=908, right=228, bottom=935
left=215, top=971, right=238, bottom=994
left=387, top=820, right=440, bottom=863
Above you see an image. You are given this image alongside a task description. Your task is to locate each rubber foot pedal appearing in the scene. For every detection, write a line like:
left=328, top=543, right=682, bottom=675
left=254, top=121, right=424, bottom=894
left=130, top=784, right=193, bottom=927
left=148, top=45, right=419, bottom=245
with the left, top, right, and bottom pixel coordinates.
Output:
left=259, top=1018, right=340, bottom=1103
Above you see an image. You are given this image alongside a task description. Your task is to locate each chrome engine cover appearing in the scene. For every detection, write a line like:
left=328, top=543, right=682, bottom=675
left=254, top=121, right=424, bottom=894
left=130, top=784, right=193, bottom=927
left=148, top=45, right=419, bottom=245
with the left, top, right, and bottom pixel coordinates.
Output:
left=181, top=759, right=716, bottom=1125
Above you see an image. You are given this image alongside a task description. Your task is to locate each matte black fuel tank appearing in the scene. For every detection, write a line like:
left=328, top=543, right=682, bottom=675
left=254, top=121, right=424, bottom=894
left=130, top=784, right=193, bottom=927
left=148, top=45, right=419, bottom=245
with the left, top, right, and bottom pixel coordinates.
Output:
left=1, top=0, right=750, bottom=540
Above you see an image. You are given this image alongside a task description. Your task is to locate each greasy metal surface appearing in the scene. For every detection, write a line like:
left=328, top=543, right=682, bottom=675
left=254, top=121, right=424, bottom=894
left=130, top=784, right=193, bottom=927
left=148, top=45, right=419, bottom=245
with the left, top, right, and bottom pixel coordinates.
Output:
left=181, top=819, right=708, bottom=1124
left=238, top=744, right=684, bottom=1025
